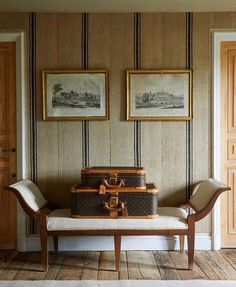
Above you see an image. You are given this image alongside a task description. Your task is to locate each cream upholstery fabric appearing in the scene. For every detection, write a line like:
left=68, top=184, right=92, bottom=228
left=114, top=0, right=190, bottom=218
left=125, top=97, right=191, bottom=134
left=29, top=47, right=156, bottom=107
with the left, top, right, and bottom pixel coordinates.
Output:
left=189, top=178, right=228, bottom=212
left=47, top=207, right=188, bottom=231
left=9, top=179, right=47, bottom=211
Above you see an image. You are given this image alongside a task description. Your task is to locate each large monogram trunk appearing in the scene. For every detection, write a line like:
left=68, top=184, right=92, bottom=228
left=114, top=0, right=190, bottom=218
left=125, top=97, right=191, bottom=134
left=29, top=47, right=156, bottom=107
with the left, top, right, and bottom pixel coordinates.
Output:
left=71, top=183, right=158, bottom=218
left=81, top=166, right=146, bottom=190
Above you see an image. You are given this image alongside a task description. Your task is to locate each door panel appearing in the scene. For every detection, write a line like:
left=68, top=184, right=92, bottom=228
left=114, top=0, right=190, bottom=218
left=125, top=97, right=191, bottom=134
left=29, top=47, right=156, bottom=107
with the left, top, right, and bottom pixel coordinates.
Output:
left=227, top=167, right=236, bottom=234
left=0, top=42, right=17, bottom=249
left=227, top=50, right=236, bottom=133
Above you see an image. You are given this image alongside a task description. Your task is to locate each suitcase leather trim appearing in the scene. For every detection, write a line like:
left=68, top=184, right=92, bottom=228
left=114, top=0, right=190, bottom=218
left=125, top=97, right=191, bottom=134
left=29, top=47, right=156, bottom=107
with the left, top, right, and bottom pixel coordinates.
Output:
left=71, top=183, right=158, bottom=193
left=81, top=167, right=146, bottom=174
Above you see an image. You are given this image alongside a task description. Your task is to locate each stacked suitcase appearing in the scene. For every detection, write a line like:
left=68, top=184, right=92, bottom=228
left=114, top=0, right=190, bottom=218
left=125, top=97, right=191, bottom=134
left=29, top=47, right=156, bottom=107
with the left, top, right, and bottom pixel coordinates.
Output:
left=71, top=167, right=158, bottom=218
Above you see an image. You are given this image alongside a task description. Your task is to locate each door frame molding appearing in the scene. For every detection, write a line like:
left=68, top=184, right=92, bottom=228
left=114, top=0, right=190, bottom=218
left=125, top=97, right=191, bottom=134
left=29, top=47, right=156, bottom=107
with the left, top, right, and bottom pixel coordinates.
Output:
left=212, top=30, right=236, bottom=249
left=0, top=31, right=29, bottom=251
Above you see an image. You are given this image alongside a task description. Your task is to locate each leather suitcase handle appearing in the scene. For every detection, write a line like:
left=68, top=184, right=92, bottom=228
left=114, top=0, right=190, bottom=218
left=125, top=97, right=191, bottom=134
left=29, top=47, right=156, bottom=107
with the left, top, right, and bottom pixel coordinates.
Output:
left=102, top=179, right=125, bottom=189
left=103, top=201, right=128, bottom=217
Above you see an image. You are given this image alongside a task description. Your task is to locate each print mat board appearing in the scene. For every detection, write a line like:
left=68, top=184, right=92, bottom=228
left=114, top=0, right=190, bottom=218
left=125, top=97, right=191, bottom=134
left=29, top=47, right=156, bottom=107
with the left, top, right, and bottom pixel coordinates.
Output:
left=126, top=70, right=192, bottom=121
left=42, top=70, right=109, bottom=120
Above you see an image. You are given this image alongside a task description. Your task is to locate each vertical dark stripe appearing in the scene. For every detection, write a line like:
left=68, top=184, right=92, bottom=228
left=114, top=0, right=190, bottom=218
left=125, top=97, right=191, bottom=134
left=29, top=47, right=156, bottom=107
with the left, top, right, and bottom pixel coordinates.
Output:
left=186, top=12, right=193, bottom=201
left=134, top=13, right=142, bottom=167
left=82, top=13, right=89, bottom=168
left=82, top=120, right=89, bottom=167
left=82, top=13, right=89, bottom=70
left=134, top=13, right=141, bottom=70
left=29, top=12, right=37, bottom=183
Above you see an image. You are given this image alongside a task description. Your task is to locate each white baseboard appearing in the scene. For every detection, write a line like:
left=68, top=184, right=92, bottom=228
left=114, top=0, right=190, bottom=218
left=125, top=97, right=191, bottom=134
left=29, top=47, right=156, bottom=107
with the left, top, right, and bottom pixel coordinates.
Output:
left=25, top=234, right=212, bottom=252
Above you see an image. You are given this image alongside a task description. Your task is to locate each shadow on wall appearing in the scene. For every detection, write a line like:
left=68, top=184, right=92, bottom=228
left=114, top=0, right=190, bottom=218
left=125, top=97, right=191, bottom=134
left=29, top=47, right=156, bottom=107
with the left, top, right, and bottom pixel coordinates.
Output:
left=158, top=186, right=187, bottom=207
left=38, top=176, right=79, bottom=208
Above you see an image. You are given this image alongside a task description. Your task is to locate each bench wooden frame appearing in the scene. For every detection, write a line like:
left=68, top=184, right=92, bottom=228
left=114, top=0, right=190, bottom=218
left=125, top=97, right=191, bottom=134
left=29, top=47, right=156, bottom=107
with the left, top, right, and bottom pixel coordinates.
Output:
left=8, top=183, right=230, bottom=273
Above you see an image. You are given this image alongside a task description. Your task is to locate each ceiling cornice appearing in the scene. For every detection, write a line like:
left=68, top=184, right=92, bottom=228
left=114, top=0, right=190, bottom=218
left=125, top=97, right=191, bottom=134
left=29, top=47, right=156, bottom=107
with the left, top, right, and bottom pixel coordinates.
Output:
left=1, top=0, right=236, bottom=13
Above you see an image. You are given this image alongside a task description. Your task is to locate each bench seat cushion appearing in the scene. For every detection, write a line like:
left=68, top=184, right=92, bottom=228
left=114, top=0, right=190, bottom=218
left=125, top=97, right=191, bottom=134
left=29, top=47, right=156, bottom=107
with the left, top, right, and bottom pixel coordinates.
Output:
left=47, top=207, right=188, bottom=231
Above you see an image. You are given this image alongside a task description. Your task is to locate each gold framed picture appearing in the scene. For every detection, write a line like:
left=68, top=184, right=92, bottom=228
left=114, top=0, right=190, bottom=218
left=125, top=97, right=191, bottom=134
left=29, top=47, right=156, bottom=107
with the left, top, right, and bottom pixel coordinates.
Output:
left=42, top=70, right=109, bottom=120
left=126, top=69, right=192, bottom=121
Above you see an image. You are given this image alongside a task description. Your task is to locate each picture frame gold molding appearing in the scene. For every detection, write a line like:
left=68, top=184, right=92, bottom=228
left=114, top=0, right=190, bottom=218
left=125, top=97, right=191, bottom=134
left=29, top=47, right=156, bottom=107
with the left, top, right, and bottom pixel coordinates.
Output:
left=42, top=69, right=109, bottom=121
left=126, top=69, right=193, bottom=121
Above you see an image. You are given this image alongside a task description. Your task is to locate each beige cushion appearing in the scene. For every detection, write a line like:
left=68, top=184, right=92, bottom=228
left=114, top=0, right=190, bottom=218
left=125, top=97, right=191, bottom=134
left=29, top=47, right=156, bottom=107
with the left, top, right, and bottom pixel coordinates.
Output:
left=189, top=178, right=228, bottom=212
left=9, top=179, right=47, bottom=211
left=47, top=207, right=188, bottom=231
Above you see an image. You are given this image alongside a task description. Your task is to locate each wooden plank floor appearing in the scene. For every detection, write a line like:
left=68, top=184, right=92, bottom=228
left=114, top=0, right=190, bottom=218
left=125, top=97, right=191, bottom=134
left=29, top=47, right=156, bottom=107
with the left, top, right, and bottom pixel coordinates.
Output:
left=0, top=250, right=236, bottom=280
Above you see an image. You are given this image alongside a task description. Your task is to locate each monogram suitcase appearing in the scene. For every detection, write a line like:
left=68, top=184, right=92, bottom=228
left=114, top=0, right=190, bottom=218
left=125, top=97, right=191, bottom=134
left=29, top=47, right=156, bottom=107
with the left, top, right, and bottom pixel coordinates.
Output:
left=81, top=166, right=146, bottom=190
left=71, top=183, right=158, bottom=218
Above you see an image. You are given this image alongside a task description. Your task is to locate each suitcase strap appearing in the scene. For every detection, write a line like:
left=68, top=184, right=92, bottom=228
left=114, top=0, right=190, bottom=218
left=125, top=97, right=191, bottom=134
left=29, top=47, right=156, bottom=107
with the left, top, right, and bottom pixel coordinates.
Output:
left=103, top=192, right=128, bottom=217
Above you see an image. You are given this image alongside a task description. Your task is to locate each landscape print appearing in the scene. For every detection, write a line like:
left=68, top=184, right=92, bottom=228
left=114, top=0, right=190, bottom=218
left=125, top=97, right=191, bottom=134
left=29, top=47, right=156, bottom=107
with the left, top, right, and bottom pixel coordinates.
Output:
left=43, top=71, right=108, bottom=120
left=135, top=91, right=184, bottom=109
left=127, top=71, right=191, bottom=120
left=52, top=83, right=101, bottom=109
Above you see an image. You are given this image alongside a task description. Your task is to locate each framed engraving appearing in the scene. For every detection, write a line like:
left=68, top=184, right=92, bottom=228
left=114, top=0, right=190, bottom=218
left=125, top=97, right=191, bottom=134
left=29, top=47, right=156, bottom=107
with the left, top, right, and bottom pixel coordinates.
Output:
left=42, top=70, right=109, bottom=120
left=127, top=70, right=192, bottom=121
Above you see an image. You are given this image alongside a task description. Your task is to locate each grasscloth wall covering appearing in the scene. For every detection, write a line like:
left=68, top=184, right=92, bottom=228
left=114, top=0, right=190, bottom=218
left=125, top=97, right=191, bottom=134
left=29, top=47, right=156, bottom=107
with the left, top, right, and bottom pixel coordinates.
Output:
left=2, top=12, right=236, bottom=233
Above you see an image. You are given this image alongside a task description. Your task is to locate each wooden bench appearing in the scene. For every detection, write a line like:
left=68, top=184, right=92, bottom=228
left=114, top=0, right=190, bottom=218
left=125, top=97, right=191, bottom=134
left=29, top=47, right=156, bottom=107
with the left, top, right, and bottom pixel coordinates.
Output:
left=8, top=178, right=230, bottom=272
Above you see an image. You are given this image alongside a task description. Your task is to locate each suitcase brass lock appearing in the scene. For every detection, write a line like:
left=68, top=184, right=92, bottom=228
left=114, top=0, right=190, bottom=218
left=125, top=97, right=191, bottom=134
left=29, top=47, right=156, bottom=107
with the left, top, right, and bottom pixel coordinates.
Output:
left=109, top=174, right=118, bottom=185
left=110, top=192, right=119, bottom=207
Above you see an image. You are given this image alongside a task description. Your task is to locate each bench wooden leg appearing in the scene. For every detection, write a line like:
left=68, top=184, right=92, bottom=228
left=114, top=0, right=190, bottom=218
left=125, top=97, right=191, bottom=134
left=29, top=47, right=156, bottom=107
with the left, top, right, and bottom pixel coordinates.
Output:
left=114, top=234, right=121, bottom=272
left=40, top=228, right=48, bottom=272
left=179, top=235, right=185, bottom=253
left=187, top=223, right=195, bottom=270
left=53, top=236, right=58, bottom=252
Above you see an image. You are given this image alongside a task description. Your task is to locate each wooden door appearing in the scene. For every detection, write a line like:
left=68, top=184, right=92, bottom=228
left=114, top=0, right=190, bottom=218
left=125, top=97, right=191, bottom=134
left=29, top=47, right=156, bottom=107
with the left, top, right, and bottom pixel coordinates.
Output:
left=221, top=41, right=236, bottom=247
left=0, top=42, right=17, bottom=248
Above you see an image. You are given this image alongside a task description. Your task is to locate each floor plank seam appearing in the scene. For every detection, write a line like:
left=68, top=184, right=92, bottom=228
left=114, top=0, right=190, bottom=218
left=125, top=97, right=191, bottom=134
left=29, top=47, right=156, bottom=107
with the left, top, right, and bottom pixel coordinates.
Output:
left=80, top=251, right=87, bottom=280
left=220, top=250, right=236, bottom=273
left=194, top=256, right=210, bottom=280
left=126, top=252, right=130, bottom=280
left=55, top=254, right=66, bottom=280
left=152, top=251, right=162, bottom=279
left=54, top=254, right=65, bottom=280
left=205, top=251, right=229, bottom=280
left=97, top=251, right=102, bottom=280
